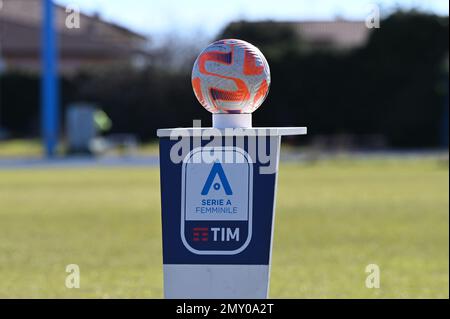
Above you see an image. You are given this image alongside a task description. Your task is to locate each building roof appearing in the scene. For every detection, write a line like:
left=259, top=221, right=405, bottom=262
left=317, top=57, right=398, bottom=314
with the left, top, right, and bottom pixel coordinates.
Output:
left=0, top=0, right=149, bottom=58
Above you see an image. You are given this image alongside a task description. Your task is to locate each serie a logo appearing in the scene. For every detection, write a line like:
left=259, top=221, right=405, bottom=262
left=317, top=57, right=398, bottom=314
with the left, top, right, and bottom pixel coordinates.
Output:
left=181, top=147, right=253, bottom=255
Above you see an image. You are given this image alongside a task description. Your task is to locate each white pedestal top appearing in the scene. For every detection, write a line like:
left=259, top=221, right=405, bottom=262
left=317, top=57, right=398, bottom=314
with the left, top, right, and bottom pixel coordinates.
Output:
left=157, top=127, right=307, bottom=137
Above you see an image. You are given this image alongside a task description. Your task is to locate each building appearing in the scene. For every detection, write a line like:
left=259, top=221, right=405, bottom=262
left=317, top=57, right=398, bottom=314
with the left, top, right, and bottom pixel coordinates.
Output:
left=0, top=0, right=149, bottom=74
left=225, top=20, right=371, bottom=51
left=292, top=20, right=371, bottom=50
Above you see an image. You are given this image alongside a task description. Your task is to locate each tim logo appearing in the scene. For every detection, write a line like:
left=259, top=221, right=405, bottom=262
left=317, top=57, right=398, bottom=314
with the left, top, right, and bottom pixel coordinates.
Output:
left=181, top=147, right=253, bottom=255
left=193, top=227, right=209, bottom=242
left=201, top=162, right=233, bottom=195
left=192, top=227, right=240, bottom=243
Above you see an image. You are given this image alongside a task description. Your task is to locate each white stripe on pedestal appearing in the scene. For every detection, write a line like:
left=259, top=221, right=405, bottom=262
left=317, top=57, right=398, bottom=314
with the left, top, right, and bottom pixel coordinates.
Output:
left=163, top=264, right=269, bottom=299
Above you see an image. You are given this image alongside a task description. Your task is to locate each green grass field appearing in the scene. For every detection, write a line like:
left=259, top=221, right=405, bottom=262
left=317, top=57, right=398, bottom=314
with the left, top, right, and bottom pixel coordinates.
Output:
left=0, top=139, right=160, bottom=157
left=0, top=158, right=448, bottom=298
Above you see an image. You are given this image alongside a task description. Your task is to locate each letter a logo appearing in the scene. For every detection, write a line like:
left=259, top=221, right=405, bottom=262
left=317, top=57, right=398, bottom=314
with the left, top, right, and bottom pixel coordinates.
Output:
left=201, top=162, right=233, bottom=195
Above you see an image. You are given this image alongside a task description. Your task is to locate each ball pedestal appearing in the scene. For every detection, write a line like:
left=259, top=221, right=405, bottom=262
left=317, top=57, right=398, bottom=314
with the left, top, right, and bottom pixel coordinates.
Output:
left=159, top=38, right=304, bottom=299
left=157, top=117, right=306, bottom=298
left=212, top=113, right=252, bottom=129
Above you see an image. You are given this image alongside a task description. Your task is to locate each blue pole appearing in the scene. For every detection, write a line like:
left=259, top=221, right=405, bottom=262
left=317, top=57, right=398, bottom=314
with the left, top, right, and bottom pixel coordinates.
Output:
left=41, top=0, right=59, bottom=157
left=441, top=79, right=449, bottom=148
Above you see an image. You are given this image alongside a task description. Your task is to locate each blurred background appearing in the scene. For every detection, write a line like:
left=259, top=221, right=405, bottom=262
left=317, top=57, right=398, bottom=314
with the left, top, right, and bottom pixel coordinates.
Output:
left=0, top=0, right=448, bottom=298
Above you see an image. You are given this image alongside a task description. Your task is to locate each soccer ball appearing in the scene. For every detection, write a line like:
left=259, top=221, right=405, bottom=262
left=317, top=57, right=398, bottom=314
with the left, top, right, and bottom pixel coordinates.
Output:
left=192, top=39, right=270, bottom=114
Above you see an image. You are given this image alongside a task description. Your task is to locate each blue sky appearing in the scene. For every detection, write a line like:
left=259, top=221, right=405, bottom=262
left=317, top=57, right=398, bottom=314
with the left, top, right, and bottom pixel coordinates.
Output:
left=55, top=0, right=449, bottom=37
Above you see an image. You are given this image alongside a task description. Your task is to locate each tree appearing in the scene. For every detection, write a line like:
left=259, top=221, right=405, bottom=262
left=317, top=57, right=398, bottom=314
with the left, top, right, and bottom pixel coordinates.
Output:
left=217, top=20, right=303, bottom=62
